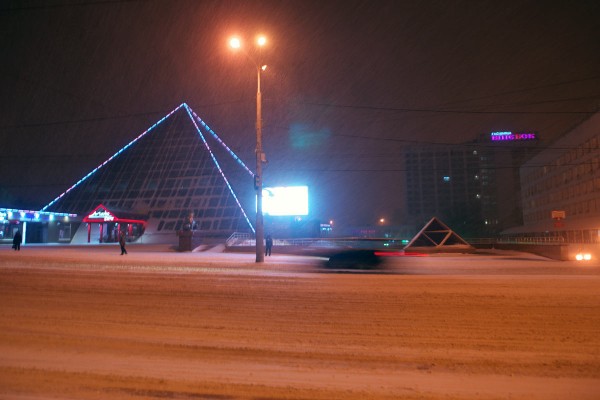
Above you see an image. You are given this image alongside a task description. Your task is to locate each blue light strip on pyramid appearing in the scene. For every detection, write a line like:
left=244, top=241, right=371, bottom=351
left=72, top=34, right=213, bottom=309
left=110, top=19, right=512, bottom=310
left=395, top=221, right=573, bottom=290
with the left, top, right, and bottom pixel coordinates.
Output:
left=187, top=106, right=254, bottom=177
left=184, top=104, right=255, bottom=233
left=41, top=104, right=185, bottom=211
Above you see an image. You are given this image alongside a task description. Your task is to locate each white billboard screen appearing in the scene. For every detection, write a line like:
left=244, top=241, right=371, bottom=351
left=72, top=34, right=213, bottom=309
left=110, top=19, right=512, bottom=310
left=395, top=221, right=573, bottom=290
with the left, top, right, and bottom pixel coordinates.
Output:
left=262, top=186, right=309, bottom=216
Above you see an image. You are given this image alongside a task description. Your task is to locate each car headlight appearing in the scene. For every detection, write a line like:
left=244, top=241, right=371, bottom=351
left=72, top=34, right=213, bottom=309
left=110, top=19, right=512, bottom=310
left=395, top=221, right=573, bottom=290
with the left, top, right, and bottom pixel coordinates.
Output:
left=576, top=253, right=592, bottom=261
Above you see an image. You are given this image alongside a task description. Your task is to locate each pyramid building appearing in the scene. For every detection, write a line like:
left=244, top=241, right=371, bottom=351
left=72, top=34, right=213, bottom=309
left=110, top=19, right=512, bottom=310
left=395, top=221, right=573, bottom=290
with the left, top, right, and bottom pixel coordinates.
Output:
left=43, top=103, right=256, bottom=243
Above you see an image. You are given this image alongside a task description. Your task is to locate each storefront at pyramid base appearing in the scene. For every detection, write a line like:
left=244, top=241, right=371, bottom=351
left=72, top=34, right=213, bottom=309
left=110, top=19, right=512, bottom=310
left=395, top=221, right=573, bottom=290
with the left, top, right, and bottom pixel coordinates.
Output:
left=81, top=204, right=147, bottom=244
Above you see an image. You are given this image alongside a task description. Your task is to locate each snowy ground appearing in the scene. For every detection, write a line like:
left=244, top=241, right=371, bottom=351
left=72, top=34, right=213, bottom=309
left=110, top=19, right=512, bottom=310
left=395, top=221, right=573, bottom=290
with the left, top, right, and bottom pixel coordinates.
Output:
left=1, top=245, right=599, bottom=399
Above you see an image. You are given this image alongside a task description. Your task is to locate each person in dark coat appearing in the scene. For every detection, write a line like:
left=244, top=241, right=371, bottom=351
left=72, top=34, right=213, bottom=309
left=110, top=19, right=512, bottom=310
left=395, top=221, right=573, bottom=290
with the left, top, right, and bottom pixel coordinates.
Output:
left=118, top=230, right=127, bottom=255
left=265, top=234, right=273, bottom=256
left=12, top=229, right=22, bottom=251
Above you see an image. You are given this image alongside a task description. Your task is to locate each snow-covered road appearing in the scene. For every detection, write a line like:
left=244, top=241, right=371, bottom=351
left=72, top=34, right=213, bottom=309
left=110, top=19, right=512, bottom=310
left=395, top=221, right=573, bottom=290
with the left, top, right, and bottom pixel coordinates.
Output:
left=1, top=245, right=599, bottom=399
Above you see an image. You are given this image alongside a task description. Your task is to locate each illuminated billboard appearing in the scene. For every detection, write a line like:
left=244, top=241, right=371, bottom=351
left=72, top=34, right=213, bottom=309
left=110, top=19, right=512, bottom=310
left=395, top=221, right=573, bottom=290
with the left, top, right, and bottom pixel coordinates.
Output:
left=262, top=186, right=309, bottom=216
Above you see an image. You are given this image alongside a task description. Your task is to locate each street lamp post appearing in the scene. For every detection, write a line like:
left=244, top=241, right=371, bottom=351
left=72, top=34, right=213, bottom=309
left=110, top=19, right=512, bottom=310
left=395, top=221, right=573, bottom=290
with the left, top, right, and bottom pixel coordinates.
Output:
left=255, top=62, right=265, bottom=263
left=230, top=36, right=267, bottom=262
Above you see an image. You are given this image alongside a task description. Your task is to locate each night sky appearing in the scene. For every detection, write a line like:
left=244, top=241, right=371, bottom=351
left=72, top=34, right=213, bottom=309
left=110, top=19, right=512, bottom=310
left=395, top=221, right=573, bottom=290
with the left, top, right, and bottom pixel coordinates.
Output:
left=1, top=0, right=599, bottom=227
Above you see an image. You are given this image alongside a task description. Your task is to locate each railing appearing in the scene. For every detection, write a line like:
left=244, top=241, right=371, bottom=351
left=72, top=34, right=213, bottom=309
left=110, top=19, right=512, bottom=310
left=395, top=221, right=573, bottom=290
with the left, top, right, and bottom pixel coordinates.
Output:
left=226, top=233, right=574, bottom=248
left=226, top=232, right=252, bottom=247
left=225, top=234, right=406, bottom=249
left=467, top=237, right=568, bottom=245
left=497, top=236, right=566, bottom=244
left=226, top=234, right=329, bottom=247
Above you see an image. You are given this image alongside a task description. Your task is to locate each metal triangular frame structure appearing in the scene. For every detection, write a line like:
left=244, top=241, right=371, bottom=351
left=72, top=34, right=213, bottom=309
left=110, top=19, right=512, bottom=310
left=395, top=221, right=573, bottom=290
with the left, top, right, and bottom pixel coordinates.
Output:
left=404, top=217, right=474, bottom=253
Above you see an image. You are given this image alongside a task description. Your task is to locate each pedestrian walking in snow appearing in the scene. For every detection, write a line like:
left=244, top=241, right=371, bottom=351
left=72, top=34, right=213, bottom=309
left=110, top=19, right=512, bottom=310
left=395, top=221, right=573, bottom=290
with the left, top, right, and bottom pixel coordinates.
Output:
left=119, top=230, right=128, bottom=255
left=12, top=229, right=22, bottom=251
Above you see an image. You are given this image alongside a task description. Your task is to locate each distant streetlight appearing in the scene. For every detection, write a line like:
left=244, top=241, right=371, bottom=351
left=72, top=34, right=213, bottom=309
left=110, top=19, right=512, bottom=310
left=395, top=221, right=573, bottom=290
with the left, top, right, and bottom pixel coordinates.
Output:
left=229, top=34, right=268, bottom=262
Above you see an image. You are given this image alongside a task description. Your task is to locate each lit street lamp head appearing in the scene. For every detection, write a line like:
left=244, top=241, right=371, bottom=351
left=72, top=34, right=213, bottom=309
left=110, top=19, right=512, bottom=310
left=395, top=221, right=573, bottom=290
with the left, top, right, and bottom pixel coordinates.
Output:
left=229, top=35, right=267, bottom=51
left=229, top=37, right=241, bottom=49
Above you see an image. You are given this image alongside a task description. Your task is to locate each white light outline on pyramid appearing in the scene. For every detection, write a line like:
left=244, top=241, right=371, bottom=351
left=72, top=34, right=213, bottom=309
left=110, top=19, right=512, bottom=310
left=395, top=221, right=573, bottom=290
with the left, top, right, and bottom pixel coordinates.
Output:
left=187, top=106, right=254, bottom=177
left=41, top=102, right=255, bottom=232
left=183, top=104, right=254, bottom=233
